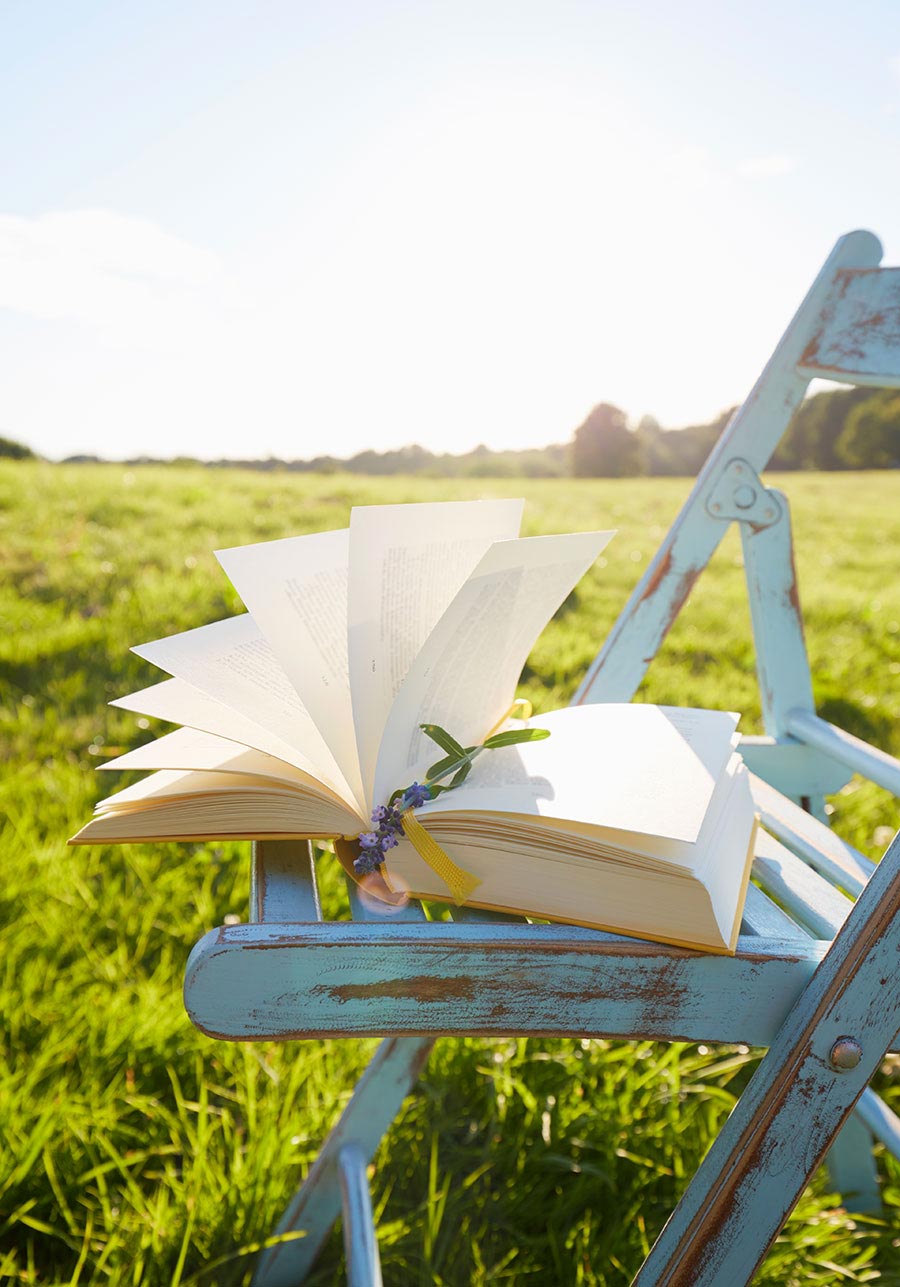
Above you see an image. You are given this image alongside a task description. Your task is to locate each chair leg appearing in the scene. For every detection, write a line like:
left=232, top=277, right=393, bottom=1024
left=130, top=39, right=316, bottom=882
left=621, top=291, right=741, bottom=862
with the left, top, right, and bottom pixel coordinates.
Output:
left=825, top=1110, right=881, bottom=1214
left=632, top=831, right=900, bottom=1286
left=338, top=1145, right=383, bottom=1287
left=252, top=1036, right=435, bottom=1287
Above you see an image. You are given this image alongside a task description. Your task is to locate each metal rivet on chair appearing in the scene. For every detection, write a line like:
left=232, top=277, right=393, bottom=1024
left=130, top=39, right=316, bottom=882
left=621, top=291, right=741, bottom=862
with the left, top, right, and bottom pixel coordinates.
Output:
left=829, top=1038, right=863, bottom=1071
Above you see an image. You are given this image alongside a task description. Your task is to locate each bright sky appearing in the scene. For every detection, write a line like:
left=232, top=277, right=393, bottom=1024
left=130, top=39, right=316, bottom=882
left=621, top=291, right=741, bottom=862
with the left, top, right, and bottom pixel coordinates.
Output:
left=2, top=0, right=900, bottom=461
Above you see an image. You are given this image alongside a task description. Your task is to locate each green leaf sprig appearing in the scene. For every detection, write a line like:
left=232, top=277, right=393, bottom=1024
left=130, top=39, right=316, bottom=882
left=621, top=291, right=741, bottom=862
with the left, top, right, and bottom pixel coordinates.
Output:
left=387, top=719, right=550, bottom=807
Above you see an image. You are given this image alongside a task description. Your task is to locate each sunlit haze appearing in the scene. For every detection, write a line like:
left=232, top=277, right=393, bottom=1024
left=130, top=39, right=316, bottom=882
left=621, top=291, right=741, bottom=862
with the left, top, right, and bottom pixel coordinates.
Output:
left=3, top=1, right=900, bottom=460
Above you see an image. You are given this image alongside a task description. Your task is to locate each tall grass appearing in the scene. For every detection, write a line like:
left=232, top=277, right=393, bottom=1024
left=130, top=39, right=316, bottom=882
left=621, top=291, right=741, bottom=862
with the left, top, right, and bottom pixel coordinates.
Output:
left=1, top=463, right=899, bottom=1284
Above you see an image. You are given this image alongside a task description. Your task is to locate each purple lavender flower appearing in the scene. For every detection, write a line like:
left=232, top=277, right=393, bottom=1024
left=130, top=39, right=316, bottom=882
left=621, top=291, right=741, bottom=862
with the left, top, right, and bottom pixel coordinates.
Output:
left=354, top=848, right=383, bottom=876
left=354, top=787, right=426, bottom=878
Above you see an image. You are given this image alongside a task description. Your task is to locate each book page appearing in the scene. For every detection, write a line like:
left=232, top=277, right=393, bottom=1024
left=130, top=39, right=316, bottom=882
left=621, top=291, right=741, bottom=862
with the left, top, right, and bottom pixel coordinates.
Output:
left=98, top=727, right=359, bottom=810
left=111, top=678, right=317, bottom=772
left=74, top=769, right=359, bottom=843
left=383, top=835, right=724, bottom=949
left=215, top=527, right=365, bottom=811
left=94, top=768, right=239, bottom=811
left=131, top=615, right=355, bottom=805
left=696, top=758, right=756, bottom=948
left=349, top=499, right=524, bottom=806
left=372, top=530, right=614, bottom=807
left=413, top=703, right=739, bottom=845
left=93, top=768, right=343, bottom=812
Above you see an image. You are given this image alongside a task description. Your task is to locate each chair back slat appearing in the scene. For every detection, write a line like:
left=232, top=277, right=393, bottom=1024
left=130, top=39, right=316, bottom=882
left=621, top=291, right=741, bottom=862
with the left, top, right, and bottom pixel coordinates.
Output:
left=797, top=268, right=900, bottom=387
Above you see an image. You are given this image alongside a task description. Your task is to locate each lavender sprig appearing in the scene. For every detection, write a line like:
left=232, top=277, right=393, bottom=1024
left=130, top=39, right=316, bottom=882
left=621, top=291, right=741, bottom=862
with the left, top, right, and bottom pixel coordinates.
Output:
left=353, top=786, right=430, bottom=874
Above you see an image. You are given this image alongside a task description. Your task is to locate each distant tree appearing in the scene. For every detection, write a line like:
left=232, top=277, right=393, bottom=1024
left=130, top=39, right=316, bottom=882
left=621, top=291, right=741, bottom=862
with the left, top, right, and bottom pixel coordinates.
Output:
left=307, top=455, right=340, bottom=473
left=634, top=415, right=679, bottom=475
left=1, top=435, right=35, bottom=459
left=571, top=403, right=640, bottom=477
left=668, top=408, right=735, bottom=476
left=772, top=387, right=872, bottom=470
left=836, top=393, right=900, bottom=468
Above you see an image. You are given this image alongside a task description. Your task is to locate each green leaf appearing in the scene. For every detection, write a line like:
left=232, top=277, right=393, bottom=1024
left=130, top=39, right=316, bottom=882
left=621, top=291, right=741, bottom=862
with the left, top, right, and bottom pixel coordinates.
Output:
left=482, top=728, right=551, bottom=749
left=449, top=761, right=472, bottom=788
left=425, top=753, right=465, bottom=781
left=419, top=723, right=466, bottom=757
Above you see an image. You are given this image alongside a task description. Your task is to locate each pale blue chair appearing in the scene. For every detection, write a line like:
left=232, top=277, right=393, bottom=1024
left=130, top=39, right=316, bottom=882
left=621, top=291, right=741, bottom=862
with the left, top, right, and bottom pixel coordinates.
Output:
left=185, top=231, right=900, bottom=1285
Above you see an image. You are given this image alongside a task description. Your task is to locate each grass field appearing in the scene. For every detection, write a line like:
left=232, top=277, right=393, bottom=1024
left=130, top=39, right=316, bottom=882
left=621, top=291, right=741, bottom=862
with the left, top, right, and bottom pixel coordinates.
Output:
left=2, top=461, right=900, bottom=1286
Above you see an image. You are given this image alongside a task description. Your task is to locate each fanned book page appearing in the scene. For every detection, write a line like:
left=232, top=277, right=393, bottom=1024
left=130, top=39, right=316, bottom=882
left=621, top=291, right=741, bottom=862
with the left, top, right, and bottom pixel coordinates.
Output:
left=214, top=528, right=365, bottom=813
left=131, top=614, right=354, bottom=803
left=71, top=498, right=758, bottom=953
left=111, top=678, right=309, bottom=770
left=348, top=499, right=524, bottom=803
left=372, top=530, right=615, bottom=808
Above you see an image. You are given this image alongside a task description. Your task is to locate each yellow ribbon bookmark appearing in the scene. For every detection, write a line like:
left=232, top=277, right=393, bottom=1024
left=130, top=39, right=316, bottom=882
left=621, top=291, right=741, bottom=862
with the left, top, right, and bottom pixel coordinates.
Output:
left=396, top=697, right=531, bottom=903
left=485, top=697, right=533, bottom=739
left=400, top=807, right=482, bottom=905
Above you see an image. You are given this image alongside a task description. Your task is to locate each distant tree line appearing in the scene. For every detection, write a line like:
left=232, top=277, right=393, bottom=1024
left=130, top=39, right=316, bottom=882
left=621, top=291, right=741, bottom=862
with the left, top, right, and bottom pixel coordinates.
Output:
left=571, top=388, right=900, bottom=477
left=0, top=435, right=35, bottom=460
left=5, top=381, right=900, bottom=475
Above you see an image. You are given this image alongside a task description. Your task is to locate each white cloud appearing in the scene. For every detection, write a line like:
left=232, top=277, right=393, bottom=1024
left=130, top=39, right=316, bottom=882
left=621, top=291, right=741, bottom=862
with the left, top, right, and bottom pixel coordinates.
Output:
left=0, top=209, right=223, bottom=328
left=735, top=155, right=795, bottom=179
left=0, top=178, right=818, bottom=463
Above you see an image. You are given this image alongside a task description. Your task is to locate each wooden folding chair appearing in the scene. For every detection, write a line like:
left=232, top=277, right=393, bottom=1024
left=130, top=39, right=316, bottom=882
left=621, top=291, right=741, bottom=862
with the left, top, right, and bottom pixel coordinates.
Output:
left=184, top=230, right=900, bottom=1285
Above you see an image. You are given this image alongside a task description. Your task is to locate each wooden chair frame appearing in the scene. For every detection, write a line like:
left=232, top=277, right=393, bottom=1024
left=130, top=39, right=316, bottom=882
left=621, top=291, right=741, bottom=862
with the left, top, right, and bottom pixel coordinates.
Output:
left=184, top=230, right=900, bottom=1285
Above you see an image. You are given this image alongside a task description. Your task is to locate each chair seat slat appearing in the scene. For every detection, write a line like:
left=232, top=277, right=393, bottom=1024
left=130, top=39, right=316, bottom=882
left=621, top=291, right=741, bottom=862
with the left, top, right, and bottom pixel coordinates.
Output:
left=750, top=775, right=875, bottom=895
left=740, top=881, right=810, bottom=940
left=185, top=920, right=826, bottom=1047
left=753, top=830, right=853, bottom=939
left=450, top=904, right=528, bottom=924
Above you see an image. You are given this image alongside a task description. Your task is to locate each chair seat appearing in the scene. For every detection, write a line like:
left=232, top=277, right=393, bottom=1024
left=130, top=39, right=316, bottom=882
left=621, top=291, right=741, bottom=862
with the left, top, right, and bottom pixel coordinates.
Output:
left=184, top=775, right=869, bottom=1049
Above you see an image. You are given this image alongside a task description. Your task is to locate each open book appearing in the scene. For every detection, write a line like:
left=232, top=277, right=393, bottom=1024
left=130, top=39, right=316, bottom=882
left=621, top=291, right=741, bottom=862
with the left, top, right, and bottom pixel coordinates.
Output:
left=70, top=499, right=757, bottom=953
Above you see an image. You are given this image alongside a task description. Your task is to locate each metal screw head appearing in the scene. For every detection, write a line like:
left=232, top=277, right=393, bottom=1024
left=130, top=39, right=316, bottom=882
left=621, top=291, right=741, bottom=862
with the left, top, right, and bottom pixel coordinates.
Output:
left=829, top=1037, right=863, bottom=1071
left=733, top=484, right=757, bottom=509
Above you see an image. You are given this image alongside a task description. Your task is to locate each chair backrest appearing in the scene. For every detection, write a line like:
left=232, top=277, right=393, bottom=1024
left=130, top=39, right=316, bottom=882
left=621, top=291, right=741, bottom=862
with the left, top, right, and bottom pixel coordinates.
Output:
left=574, top=230, right=900, bottom=713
